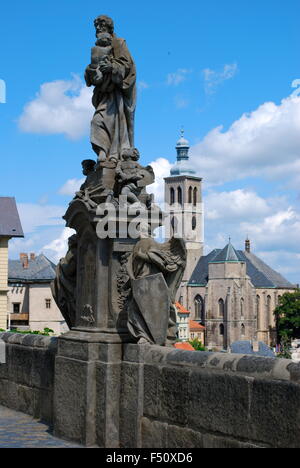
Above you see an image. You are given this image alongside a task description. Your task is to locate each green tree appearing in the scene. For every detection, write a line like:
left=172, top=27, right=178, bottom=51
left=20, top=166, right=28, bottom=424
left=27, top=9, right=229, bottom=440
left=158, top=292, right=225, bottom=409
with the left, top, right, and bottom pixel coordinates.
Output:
left=189, top=338, right=206, bottom=351
left=274, top=289, right=300, bottom=344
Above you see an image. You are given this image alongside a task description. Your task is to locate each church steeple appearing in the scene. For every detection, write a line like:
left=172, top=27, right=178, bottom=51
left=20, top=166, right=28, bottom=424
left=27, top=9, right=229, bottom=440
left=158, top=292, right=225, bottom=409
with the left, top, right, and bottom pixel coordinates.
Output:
left=170, top=130, right=196, bottom=176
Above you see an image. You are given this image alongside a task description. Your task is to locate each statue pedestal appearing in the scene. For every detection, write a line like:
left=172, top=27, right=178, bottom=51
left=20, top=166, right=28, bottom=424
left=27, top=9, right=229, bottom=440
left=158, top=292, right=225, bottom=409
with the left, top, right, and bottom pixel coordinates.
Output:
left=54, top=331, right=123, bottom=447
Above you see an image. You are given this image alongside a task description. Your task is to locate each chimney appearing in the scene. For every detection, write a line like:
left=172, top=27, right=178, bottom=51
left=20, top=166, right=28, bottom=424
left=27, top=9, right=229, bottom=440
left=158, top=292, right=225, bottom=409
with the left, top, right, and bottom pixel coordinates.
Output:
left=30, top=253, right=35, bottom=261
left=20, top=253, right=29, bottom=269
left=245, top=238, right=250, bottom=253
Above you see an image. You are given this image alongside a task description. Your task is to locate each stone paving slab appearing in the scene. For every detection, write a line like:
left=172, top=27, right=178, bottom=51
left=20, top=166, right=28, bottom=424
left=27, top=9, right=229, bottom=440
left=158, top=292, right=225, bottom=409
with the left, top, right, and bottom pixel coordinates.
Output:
left=0, top=406, right=82, bottom=448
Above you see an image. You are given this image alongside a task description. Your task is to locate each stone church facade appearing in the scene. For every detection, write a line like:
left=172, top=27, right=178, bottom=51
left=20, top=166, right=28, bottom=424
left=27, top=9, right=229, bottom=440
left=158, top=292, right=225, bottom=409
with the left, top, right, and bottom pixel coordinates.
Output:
left=165, top=134, right=297, bottom=351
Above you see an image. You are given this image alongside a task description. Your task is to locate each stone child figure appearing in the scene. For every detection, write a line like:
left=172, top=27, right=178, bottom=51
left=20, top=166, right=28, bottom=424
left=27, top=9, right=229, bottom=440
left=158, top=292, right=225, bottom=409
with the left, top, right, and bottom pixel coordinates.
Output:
left=87, top=32, right=114, bottom=87
left=116, top=148, right=144, bottom=204
left=85, top=15, right=136, bottom=164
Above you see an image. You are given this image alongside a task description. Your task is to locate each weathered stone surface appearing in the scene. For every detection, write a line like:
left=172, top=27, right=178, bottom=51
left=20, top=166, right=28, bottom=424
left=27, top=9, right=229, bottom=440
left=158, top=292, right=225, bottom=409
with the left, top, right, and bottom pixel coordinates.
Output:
left=95, top=356, right=121, bottom=448
left=54, top=356, right=96, bottom=446
left=160, top=367, right=190, bottom=426
left=187, top=370, right=252, bottom=440
left=141, top=418, right=168, bottom=448
left=120, top=361, right=144, bottom=448
left=167, top=425, right=204, bottom=448
left=249, top=379, right=300, bottom=448
left=144, top=364, right=161, bottom=419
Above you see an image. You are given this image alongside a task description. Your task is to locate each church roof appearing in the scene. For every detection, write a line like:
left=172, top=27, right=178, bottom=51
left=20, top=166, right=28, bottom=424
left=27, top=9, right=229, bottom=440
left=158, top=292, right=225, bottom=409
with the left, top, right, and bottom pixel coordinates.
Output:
left=189, top=245, right=296, bottom=289
left=209, top=242, right=242, bottom=263
left=0, top=197, right=24, bottom=238
left=8, top=254, right=57, bottom=283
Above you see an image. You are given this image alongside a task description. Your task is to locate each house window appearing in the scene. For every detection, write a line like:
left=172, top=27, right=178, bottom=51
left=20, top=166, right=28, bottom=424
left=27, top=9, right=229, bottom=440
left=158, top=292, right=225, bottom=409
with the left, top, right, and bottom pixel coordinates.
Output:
left=13, top=303, right=21, bottom=314
left=45, top=299, right=52, bottom=309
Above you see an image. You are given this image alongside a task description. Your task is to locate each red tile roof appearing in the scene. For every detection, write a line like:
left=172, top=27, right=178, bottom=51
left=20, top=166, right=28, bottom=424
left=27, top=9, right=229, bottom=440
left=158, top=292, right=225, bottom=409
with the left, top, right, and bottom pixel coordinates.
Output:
left=174, top=342, right=195, bottom=351
left=175, top=302, right=190, bottom=315
left=189, top=320, right=205, bottom=331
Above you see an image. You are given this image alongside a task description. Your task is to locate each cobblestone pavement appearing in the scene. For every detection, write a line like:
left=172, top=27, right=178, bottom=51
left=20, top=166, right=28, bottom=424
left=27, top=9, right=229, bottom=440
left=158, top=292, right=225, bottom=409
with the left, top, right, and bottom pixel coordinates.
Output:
left=0, top=406, right=82, bottom=448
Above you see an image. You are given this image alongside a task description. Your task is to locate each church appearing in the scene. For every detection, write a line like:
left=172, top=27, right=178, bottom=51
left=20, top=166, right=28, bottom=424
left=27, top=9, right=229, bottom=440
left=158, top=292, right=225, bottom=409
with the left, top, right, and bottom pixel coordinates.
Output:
left=164, top=133, right=297, bottom=351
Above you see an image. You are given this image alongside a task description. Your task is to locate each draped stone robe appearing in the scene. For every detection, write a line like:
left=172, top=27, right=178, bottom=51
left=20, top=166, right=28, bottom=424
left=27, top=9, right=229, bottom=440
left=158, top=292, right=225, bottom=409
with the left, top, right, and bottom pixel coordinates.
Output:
left=85, top=35, right=136, bottom=160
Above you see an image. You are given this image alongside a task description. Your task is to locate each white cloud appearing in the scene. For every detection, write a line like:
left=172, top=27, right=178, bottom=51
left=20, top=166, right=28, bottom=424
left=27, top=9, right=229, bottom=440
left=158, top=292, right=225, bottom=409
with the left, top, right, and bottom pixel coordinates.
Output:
left=43, top=227, right=76, bottom=263
left=167, top=69, right=192, bottom=86
left=190, top=95, right=300, bottom=187
left=19, top=75, right=93, bottom=140
left=17, top=203, right=65, bottom=233
left=205, top=189, right=270, bottom=221
left=203, top=63, right=238, bottom=94
left=148, top=158, right=172, bottom=206
left=59, top=178, right=85, bottom=196
left=138, top=81, right=149, bottom=91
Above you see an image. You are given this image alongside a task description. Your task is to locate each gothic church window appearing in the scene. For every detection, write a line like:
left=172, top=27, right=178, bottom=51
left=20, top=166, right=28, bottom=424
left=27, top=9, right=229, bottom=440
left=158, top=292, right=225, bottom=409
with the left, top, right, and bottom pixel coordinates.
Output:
left=218, top=299, right=225, bottom=318
left=193, top=187, right=198, bottom=206
left=194, top=295, right=205, bottom=324
left=177, top=187, right=183, bottom=206
left=170, top=188, right=175, bottom=205
left=188, top=186, right=193, bottom=204
left=240, top=298, right=244, bottom=319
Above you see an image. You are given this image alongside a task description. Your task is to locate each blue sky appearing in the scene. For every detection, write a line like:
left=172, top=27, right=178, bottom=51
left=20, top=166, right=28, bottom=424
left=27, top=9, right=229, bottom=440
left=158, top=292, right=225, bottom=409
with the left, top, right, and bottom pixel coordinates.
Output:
left=0, top=0, right=300, bottom=283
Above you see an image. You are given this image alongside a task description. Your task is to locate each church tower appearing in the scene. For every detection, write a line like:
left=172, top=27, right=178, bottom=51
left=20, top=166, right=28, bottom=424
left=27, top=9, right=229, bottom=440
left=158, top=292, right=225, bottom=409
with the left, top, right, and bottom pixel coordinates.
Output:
left=164, top=131, right=204, bottom=284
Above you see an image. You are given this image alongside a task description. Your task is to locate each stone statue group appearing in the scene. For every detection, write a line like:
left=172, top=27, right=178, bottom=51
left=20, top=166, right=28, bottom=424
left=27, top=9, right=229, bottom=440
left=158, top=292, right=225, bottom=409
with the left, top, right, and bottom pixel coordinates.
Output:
left=52, top=15, right=187, bottom=346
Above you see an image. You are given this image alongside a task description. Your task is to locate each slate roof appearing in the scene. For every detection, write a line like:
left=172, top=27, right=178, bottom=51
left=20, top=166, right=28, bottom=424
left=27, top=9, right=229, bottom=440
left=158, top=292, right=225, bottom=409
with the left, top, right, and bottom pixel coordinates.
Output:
left=0, top=198, right=24, bottom=238
left=8, top=254, right=57, bottom=282
left=189, top=245, right=296, bottom=289
left=209, top=242, right=243, bottom=263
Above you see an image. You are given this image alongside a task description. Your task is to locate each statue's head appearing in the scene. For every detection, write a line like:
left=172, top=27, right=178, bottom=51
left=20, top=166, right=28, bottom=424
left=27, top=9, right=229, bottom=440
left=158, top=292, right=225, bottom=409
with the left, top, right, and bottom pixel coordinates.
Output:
left=121, top=148, right=133, bottom=161
left=94, top=15, right=114, bottom=37
left=81, top=159, right=96, bottom=176
left=132, top=148, right=140, bottom=161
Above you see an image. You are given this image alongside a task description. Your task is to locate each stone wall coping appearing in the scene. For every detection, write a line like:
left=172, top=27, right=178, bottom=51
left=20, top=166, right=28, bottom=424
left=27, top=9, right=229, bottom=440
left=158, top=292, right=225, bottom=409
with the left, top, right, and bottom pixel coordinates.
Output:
left=0, top=332, right=58, bottom=350
left=123, top=344, right=300, bottom=384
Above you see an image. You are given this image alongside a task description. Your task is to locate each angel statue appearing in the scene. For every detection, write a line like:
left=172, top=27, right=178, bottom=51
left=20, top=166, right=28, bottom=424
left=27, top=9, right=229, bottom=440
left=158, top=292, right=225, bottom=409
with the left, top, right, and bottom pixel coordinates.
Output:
left=126, top=237, right=187, bottom=346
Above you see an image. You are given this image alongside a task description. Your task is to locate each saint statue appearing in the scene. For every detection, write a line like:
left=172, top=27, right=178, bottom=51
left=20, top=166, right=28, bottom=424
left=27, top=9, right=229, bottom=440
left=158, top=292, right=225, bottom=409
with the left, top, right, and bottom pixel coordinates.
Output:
left=85, top=15, right=136, bottom=165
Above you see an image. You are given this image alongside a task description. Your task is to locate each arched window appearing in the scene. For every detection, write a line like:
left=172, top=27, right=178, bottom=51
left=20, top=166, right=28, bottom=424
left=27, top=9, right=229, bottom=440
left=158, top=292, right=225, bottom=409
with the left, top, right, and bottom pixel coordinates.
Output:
left=177, top=187, right=182, bottom=206
left=188, top=186, right=193, bottom=204
left=194, top=295, right=205, bottom=324
left=193, top=187, right=198, bottom=206
left=219, top=324, right=224, bottom=336
left=192, top=216, right=197, bottom=231
left=171, top=216, right=178, bottom=234
left=170, top=188, right=175, bottom=205
left=240, top=298, right=244, bottom=319
left=256, top=295, right=260, bottom=329
left=218, top=299, right=225, bottom=318
left=241, top=324, right=245, bottom=337
left=267, top=295, right=272, bottom=326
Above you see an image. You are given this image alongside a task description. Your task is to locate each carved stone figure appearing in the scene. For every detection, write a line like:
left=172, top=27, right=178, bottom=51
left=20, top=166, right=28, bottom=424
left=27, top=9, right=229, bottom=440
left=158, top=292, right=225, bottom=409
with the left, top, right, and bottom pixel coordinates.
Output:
left=51, top=235, right=78, bottom=329
left=85, top=15, right=136, bottom=164
left=115, top=148, right=154, bottom=205
left=126, top=237, right=187, bottom=345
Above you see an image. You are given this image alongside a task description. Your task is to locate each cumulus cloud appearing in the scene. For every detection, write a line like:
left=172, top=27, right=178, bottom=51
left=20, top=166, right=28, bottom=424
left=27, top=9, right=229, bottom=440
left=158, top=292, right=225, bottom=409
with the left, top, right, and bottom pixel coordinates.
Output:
left=18, top=75, right=93, bottom=140
left=167, top=69, right=192, bottom=86
left=17, top=203, right=65, bottom=233
left=203, top=63, right=238, bottom=94
left=147, top=157, right=172, bottom=205
left=43, top=227, right=76, bottom=263
left=59, top=178, right=85, bottom=196
left=190, top=95, right=300, bottom=187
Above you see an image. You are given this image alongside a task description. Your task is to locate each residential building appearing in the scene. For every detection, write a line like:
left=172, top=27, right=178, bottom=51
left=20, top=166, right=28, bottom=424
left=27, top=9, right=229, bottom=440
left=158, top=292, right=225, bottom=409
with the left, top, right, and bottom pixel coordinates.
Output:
left=0, top=198, right=23, bottom=330
left=8, top=253, right=68, bottom=335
